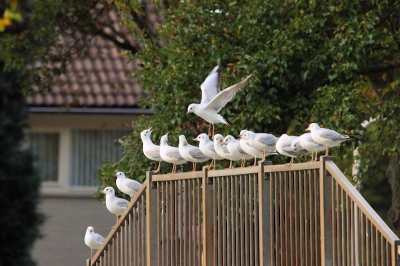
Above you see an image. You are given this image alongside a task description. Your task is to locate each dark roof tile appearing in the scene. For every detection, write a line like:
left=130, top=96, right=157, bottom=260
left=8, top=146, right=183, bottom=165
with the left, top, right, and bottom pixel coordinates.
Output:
left=27, top=8, right=146, bottom=109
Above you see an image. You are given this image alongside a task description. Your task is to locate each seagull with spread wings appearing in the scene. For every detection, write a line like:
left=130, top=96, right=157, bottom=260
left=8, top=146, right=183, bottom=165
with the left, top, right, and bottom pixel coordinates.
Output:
left=187, top=65, right=252, bottom=137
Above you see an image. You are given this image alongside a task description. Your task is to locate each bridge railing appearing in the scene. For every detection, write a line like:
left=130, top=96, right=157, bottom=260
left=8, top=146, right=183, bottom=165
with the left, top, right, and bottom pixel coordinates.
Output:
left=87, top=157, right=400, bottom=266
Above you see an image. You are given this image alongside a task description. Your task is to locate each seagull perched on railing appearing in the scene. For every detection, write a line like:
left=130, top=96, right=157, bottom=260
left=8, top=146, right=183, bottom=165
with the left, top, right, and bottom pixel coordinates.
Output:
left=291, top=133, right=325, bottom=161
left=276, top=134, right=308, bottom=166
left=193, top=133, right=224, bottom=170
left=140, top=127, right=162, bottom=173
left=306, top=123, right=359, bottom=156
left=84, top=226, right=105, bottom=259
left=213, top=134, right=238, bottom=169
left=115, top=172, right=142, bottom=199
left=240, top=130, right=278, bottom=163
left=101, top=187, right=129, bottom=224
left=179, top=135, right=210, bottom=171
left=159, top=133, right=187, bottom=174
left=223, top=135, right=253, bottom=167
left=238, top=130, right=263, bottom=167
left=187, top=65, right=252, bottom=137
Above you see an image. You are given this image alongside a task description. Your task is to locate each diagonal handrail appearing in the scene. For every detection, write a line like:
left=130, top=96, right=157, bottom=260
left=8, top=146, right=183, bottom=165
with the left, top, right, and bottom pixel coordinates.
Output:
left=325, top=160, right=398, bottom=242
left=88, top=178, right=149, bottom=265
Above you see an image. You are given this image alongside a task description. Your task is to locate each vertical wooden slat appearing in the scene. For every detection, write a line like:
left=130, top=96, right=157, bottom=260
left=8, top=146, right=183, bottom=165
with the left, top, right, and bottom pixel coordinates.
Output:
left=320, top=156, right=334, bottom=266
left=232, top=176, right=237, bottom=266
left=188, top=180, right=192, bottom=266
left=222, top=176, right=227, bottom=266
left=213, top=177, right=218, bottom=266
left=202, top=168, right=214, bottom=266
left=245, top=173, right=250, bottom=266
left=172, top=180, right=179, bottom=265
left=249, top=174, right=254, bottom=266
left=235, top=174, right=240, bottom=266
left=197, top=178, right=201, bottom=266
left=226, top=175, right=231, bottom=266
left=184, top=180, right=189, bottom=266
left=240, top=174, right=245, bottom=266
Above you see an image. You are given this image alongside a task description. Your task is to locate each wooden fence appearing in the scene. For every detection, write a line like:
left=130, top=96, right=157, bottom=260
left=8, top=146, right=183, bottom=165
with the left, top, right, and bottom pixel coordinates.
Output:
left=87, top=156, right=400, bottom=266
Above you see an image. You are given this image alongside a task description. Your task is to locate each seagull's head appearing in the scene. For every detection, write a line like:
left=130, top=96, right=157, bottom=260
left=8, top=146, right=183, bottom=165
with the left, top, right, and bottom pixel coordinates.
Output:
left=291, top=139, right=300, bottom=152
left=187, top=104, right=197, bottom=114
left=101, top=187, right=115, bottom=195
left=115, top=172, right=125, bottom=179
left=238, top=130, right=248, bottom=138
left=213, top=134, right=223, bottom=144
left=179, top=135, right=188, bottom=145
left=87, top=226, right=94, bottom=234
left=240, top=132, right=250, bottom=140
left=194, top=133, right=208, bottom=142
left=160, top=134, right=168, bottom=145
left=306, top=123, right=319, bottom=132
left=140, top=127, right=153, bottom=139
left=222, top=135, right=233, bottom=145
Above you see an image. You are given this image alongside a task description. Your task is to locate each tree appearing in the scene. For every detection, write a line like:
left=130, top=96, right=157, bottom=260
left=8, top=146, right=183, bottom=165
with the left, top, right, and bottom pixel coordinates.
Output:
left=94, top=0, right=400, bottom=235
left=0, top=1, right=44, bottom=265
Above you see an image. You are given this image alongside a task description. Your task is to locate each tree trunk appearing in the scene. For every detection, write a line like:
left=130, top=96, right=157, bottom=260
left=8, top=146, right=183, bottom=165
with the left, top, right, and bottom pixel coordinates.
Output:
left=386, top=155, right=400, bottom=237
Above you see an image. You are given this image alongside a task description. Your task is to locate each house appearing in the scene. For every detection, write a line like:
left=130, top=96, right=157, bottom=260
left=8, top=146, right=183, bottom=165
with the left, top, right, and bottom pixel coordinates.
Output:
left=28, top=21, right=152, bottom=265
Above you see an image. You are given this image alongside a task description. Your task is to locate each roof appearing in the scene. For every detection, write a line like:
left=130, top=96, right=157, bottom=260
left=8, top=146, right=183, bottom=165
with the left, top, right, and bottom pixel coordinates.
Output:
left=27, top=8, right=149, bottom=113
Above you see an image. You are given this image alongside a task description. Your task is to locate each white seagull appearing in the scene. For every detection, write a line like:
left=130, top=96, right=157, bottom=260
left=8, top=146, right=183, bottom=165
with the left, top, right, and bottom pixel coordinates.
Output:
left=159, top=133, right=187, bottom=174
left=276, top=134, right=307, bottom=166
left=193, top=133, right=224, bottom=169
left=115, top=172, right=142, bottom=199
left=84, top=226, right=105, bottom=258
left=101, top=186, right=130, bottom=223
left=178, top=135, right=210, bottom=171
left=291, top=133, right=325, bottom=161
left=187, top=65, right=252, bottom=137
left=238, top=131, right=263, bottom=166
left=223, top=135, right=253, bottom=167
left=140, top=127, right=162, bottom=173
left=306, top=123, right=358, bottom=156
left=213, top=134, right=239, bottom=169
left=240, top=130, right=279, bottom=162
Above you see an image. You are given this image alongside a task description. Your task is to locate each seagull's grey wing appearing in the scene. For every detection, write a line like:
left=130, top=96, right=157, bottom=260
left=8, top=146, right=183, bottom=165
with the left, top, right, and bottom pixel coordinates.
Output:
left=221, top=146, right=230, bottom=154
left=258, top=135, right=278, bottom=146
left=237, top=145, right=247, bottom=155
left=189, top=150, right=209, bottom=160
left=145, top=149, right=161, bottom=160
left=126, top=180, right=142, bottom=192
left=116, top=198, right=130, bottom=208
left=200, top=65, right=221, bottom=105
left=319, top=132, right=347, bottom=141
left=166, top=150, right=184, bottom=159
left=282, top=147, right=298, bottom=157
left=95, top=234, right=105, bottom=243
left=205, top=74, right=252, bottom=112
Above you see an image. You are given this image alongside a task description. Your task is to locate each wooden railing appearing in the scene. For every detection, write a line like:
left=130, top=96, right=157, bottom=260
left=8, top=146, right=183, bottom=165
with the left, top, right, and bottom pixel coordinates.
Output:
left=87, top=157, right=400, bottom=266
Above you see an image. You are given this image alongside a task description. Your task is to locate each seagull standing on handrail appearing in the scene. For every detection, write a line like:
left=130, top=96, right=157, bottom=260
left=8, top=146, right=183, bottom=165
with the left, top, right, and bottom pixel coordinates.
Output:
left=187, top=65, right=252, bottom=137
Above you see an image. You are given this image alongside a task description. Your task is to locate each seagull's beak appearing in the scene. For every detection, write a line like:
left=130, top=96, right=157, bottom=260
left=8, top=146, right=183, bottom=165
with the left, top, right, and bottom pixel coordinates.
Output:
left=166, top=132, right=169, bottom=136
left=305, top=126, right=311, bottom=131
left=149, top=127, right=153, bottom=132
left=100, top=191, right=105, bottom=194
left=193, top=138, right=199, bottom=141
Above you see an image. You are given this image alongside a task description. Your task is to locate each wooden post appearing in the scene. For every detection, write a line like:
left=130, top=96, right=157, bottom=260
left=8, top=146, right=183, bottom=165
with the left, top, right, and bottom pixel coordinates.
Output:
left=320, top=156, right=334, bottom=266
left=259, top=161, right=272, bottom=266
left=394, top=240, right=400, bottom=266
left=146, top=171, right=158, bottom=266
left=86, top=258, right=91, bottom=266
left=202, top=167, right=214, bottom=265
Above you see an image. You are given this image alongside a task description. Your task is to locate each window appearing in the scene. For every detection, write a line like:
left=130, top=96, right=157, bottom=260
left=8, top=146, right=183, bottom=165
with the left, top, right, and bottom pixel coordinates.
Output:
left=25, top=128, right=130, bottom=190
left=70, top=129, right=129, bottom=187
left=25, top=132, right=60, bottom=182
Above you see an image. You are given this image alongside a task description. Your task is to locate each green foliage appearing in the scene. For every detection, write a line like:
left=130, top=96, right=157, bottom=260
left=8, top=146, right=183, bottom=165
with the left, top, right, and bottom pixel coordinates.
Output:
left=94, top=0, right=400, bottom=206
